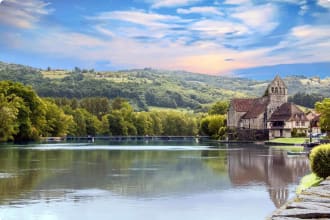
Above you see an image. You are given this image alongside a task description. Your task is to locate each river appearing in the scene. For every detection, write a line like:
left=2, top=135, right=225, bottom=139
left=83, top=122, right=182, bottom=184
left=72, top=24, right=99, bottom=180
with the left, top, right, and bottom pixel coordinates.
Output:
left=0, top=140, right=310, bottom=220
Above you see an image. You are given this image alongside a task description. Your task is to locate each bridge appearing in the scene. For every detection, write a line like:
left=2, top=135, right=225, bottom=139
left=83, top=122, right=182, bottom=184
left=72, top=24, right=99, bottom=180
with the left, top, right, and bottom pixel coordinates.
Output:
left=64, top=135, right=209, bottom=142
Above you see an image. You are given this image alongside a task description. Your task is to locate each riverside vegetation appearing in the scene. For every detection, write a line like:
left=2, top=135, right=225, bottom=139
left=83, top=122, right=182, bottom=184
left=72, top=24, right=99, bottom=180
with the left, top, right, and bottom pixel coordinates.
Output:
left=0, top=81, right=228, bottom=142
left=1, top=61, right=330, bottom=142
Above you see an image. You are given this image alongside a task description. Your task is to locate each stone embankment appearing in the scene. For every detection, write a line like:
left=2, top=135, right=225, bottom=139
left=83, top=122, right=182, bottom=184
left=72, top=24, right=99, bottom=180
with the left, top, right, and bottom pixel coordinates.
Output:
left=269, top=177, right=330, bottom=219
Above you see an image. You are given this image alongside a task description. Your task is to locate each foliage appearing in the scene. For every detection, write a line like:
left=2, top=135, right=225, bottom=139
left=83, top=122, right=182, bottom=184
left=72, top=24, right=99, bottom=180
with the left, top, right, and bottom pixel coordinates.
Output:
left=296, top=173, right=323, bottom=194
left=315, top=98, right=330, bottom=134
left=208, top=101, right=229, bottom=115
left=200, top=114, right=227, bottom=139
left=291, top=128, right=307, bottom=137
left=309, top=144, right=330, bottom=179
left=0, top=81, right=74, bottom=141
left=289, top=92, right=324, bottom=108
left=0, top=94, right=22, bottom=141
left=4, top=61, right=330, bottom=111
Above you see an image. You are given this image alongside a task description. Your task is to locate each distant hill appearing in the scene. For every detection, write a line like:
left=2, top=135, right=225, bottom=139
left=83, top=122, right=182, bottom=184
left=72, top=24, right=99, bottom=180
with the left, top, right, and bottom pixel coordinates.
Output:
left=0, top=61, right=329, bottom=110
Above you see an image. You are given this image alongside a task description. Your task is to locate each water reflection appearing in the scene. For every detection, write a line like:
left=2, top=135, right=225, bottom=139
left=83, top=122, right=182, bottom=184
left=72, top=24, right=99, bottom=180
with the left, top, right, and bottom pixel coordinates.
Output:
left=227, top=146, right=310, bottom=207
left=0, top=143, right=310, bottom=215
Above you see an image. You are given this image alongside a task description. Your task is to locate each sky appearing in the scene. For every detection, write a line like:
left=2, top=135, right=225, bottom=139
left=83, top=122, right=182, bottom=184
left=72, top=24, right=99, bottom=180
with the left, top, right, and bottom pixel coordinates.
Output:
left=0, top=0, right=330, bottom=79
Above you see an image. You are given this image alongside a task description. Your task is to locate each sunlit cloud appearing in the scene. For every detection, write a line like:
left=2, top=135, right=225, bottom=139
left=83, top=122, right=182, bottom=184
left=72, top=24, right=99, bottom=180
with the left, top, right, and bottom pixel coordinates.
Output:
left=231, top=3, right=279, bottom=34
left=318, top=0, right=330, bottom=9
left=1, top=0, right=330, bottom=76
left=177, top=6, right=223, bottom=16
left=149, top=0, right=200, bottom=8
left=0, top=0, right=52, bottom=29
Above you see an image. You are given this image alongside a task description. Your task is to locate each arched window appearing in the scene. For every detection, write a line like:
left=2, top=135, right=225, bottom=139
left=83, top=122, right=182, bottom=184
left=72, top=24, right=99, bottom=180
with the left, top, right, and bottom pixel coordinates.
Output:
left=275, top=87, right=278, bottom=93
left=279, top=87, right=282, bottom=94
left=271, top=87, right=274, bottom=93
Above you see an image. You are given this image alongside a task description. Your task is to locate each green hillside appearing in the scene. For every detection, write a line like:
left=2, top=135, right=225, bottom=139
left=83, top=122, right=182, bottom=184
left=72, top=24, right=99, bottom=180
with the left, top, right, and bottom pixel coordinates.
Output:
left=0, top=61, right=329, bottom=111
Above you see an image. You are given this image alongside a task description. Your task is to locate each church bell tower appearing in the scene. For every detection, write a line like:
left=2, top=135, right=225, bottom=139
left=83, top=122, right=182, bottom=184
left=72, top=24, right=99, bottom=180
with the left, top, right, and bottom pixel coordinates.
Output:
left=266, top=75, right=288, bottom=119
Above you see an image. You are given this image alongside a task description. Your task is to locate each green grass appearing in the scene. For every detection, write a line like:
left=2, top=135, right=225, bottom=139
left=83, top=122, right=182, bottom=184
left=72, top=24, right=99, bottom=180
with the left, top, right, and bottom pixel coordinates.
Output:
left=41, top=70, right=70, bottom=79
left=271, top=145, right=304, bottom=152
left=269, top=137, right=308, bottom=144
left=296, top=173, right=323, bottom=194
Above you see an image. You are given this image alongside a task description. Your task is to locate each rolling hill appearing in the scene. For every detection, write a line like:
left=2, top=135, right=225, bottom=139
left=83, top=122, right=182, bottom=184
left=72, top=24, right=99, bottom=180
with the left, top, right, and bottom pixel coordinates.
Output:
left=0, top=61, right=329, bottom=111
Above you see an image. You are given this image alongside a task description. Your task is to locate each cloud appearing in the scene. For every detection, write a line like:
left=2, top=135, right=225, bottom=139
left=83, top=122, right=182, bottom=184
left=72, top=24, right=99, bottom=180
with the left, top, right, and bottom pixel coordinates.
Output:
left=0, top=0, right=52, bottom=29
left=189, top=19, right=249, bottom=38
left=231, top=3, right=279, bottom=34
left=224, top=0, right=251, bottom=5
left=88, top=10, right=183, bottom=29
left=318, top=0, right=330, bottom=9
left=150, top=0, right=200, bottom=8
left=177, top=6, right=223, bottom=15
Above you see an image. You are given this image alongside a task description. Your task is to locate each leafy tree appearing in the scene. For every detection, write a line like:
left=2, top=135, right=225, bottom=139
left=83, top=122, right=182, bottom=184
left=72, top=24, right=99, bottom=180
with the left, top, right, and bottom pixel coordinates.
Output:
left=0, top=81, right=46, bottom=141
left=315, top=98, right=330, bottom=135
left=0, top=94, right=22, bottom=141
left=41, top=99, right=74, bottom=137
left=200, top=115, right=226, bottom=139
left=79, top=97, right=111, bottom=119
left=208, top=101, right=229, bottom=115
left=289, top=92, right=324, bottom=108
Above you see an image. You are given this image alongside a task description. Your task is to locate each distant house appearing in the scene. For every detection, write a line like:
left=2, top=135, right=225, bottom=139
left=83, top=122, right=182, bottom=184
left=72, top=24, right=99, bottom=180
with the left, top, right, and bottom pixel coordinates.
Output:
left=306, top=111, right=321, bottom=134
left=268, top=103, right=309, bottom=138
left=227, top=75, right=310, bottom=139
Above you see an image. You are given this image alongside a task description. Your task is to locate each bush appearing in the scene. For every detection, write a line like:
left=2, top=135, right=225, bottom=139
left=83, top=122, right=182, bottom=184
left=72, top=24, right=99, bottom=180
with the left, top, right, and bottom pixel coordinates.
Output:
left=309, top=144, right=330, bottom=178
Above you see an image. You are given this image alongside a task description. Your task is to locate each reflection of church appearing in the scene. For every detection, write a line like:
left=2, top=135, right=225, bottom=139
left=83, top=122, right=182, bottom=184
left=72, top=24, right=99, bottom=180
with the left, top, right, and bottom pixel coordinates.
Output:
left=227, top=147, right=310, bottom=208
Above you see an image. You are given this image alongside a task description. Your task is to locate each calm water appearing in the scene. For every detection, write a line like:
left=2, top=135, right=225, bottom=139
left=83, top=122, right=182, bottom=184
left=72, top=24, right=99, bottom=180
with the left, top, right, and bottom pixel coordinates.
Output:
left=0, top=141, right=310, bottom=220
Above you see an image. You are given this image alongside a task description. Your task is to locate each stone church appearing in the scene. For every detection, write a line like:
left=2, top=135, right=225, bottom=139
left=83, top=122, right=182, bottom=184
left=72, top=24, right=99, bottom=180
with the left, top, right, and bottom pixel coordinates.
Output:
left=227, top=75, right=309, bottom=139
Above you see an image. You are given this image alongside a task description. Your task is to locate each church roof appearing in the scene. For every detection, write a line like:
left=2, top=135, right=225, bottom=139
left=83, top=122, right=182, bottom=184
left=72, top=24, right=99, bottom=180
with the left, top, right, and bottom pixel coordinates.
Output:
left=268, top=103, right=308, bottom=122
left=271, top=75, right=287, bottom=88
left=242, top=97, right=269, bottom=119
left=231, top=98, right=255, bottom=112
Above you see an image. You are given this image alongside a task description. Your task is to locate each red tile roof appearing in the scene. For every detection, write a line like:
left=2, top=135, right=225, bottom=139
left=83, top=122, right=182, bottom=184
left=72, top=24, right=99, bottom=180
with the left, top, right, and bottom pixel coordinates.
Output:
left=268, top=103, right=308, bottom=122
left=242, top=97, right=269, bottom=119
left=231, top=98, right=255, bottom=112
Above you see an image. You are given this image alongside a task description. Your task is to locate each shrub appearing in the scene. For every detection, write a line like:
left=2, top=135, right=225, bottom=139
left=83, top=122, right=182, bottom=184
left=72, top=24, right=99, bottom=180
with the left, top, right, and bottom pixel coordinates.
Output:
left=309, top=144, right=330, bottom=178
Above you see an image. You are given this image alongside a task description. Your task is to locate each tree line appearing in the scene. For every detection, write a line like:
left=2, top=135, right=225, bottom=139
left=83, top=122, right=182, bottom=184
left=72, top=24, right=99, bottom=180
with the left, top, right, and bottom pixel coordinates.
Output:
left=0, top=81, right=228, bottom=142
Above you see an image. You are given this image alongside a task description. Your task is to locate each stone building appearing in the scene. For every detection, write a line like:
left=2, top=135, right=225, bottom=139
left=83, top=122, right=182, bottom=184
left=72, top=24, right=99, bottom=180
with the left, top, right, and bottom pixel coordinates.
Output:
left=227, top=75, right=309, bottom=139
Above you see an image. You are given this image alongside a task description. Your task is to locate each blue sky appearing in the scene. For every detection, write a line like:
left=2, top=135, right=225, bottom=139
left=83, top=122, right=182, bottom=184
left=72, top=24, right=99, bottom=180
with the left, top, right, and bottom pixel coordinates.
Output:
left=0, top=0, right=330, bottom=79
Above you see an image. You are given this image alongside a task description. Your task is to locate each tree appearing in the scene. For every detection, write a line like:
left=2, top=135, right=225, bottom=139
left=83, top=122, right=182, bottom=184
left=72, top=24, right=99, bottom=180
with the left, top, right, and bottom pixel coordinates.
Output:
left=41, top=99, right=73, bottom=137
left=315, top=98, right=330, bottom=135
left=200, top=115, right=226, bottom=139
left=0, top=94, right=22, bottom=141
left=208, top=101, right=229, bottom=115
left=0, top=81, right=47, bottom=141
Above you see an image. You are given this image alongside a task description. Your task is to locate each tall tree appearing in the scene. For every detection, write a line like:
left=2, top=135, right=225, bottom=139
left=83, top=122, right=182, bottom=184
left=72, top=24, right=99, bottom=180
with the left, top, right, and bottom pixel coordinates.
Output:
left=315, top=98, right=330, bottom=135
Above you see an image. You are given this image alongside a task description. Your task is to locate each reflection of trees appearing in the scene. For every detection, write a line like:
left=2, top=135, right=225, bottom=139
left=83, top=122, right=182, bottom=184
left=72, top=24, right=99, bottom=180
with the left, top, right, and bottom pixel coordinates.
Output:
left=228, top=148, right=310, bottom=208
left=0, top=148, right=229, bottom=203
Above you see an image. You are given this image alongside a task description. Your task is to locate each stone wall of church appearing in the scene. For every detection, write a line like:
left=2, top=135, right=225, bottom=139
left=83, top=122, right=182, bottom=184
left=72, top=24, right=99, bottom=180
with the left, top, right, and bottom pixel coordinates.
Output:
left=241, top=114, right=265, bottom=129
left=227, top=105, right=246, bottom=128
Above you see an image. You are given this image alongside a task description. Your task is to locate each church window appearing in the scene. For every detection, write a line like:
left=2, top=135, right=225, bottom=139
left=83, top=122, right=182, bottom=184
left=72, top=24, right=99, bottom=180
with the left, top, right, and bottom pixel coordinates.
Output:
left=271, top=87, right=274, bottom=93
left=275, top=87, right=278, bottom=93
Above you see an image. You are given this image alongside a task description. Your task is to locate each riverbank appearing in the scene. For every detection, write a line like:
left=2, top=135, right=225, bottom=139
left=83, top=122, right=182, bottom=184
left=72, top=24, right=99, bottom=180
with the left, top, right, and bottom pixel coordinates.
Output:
left=269, top=177, right=330, bottom=219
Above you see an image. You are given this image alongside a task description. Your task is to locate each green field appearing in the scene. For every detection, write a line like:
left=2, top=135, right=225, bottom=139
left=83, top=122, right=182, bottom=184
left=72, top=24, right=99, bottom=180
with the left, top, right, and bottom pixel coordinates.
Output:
left=268, top=137, right=308, bottom=144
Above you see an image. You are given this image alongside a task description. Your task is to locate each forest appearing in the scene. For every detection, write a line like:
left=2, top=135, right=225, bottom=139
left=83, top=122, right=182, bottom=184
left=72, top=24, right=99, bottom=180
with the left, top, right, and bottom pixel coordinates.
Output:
left=1, top=61, right=330, bottom=111
left=0, top=81, right=228, bottom=142
left=1, top=61, right=330, bottom=142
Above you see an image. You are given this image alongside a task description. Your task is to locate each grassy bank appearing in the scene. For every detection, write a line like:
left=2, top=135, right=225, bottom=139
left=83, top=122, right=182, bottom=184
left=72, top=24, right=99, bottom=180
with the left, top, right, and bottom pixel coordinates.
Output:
left=268, top=137, right=308, bottom=145
left=296, top=173, right=323, bottom=194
